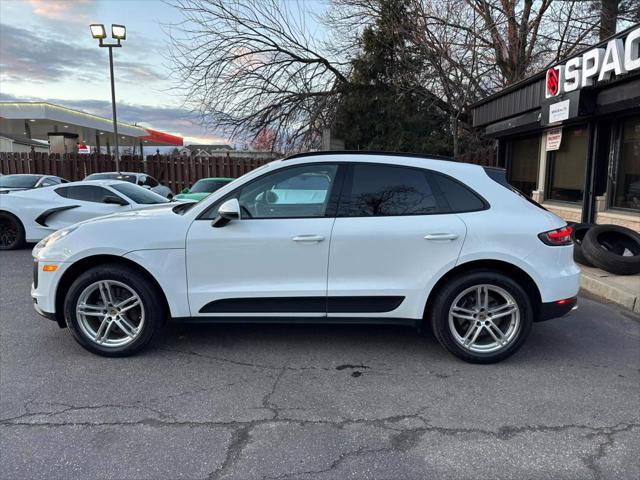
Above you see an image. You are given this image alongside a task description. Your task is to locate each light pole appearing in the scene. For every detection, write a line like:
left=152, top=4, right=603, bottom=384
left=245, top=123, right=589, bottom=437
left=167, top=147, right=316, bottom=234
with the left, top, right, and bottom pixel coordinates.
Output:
left=90, top=23, right=126, bottom=172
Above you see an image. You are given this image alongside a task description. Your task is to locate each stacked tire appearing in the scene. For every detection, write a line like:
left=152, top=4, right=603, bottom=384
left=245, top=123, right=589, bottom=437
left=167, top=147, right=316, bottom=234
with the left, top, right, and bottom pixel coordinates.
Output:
left=570, top=222, right=640, bottom=275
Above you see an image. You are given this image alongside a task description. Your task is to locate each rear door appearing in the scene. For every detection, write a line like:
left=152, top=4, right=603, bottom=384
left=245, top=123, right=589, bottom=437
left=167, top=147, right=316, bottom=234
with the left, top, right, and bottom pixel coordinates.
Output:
left=327, top=163, right=469, bottom=320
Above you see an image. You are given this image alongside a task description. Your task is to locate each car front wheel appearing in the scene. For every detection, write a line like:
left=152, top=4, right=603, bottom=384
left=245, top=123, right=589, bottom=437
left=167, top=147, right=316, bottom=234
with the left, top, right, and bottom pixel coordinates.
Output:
left=0, top=212, right=25, bottom=250
left=63, top=264, right=166, bottom=356
left=430, top=270, right=533, bottom=364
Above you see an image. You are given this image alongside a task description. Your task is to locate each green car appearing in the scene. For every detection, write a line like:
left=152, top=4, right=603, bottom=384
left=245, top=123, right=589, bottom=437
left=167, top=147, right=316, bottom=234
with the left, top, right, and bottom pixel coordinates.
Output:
left=175, top=177, right=235, bottom=201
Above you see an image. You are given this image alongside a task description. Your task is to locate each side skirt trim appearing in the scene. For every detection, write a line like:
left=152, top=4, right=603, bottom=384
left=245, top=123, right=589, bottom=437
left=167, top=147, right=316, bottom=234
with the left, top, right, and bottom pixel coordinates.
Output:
left=198, top=296, right=405, bottom=314
left=173, top=316, right=418, bottom=327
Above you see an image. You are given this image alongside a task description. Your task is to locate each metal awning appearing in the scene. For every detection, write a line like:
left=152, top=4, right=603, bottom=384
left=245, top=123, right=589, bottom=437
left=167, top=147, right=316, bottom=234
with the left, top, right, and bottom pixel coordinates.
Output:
left=0, top=102, right=183, bottom=148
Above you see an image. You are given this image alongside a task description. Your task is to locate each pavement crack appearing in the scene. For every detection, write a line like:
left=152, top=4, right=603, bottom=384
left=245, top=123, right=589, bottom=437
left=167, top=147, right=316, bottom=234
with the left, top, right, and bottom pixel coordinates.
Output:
left=209, top=424, right=252, bottom=480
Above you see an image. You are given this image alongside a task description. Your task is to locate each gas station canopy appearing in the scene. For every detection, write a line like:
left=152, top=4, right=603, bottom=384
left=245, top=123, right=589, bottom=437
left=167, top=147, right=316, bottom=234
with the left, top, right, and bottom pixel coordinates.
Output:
left=0, top=102, right=183, bottom=151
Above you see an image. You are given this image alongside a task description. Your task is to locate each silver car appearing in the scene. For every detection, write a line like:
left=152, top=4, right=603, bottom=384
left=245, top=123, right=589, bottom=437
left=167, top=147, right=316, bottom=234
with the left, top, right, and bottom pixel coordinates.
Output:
left=84, top=172, right=173, bottom=199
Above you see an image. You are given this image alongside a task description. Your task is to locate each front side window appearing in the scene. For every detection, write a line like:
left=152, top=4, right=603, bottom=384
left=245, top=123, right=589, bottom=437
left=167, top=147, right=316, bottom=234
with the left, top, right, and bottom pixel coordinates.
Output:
left=40, top=178, right=57, bottom=187
left=546, top=126, right=588, bottom=203
left=224, top=164, right=338, bottom=219
left=339, top=164, right=437, bottom=216
left=55, top=185, right=116, bottom=203
left=144, top=176, right=159, bottom=188
left=611, top=115, right=640, bottom=210
left=508, top=136, right=539, bottom=197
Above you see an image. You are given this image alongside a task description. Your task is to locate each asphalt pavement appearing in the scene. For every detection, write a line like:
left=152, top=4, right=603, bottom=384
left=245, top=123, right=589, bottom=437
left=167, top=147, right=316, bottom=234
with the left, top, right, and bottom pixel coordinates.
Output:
left=1, top=248, right=639, bottom=480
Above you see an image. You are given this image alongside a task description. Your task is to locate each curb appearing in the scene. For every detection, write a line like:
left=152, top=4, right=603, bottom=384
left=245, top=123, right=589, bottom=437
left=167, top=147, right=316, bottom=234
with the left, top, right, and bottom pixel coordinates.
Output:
left=579, top=267, right=640, bottom=314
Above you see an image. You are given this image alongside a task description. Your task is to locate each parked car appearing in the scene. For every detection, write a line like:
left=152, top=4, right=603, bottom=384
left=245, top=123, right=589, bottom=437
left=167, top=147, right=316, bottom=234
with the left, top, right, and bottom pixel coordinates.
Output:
left=31, top=152, right=580, bottom=363
left=175, top=177, right=235, bottom=202
left=84, top=172, right=173, bottom=199
left=0, top=174, right=68, bottom=193
left=0, top=180, right=171, bottom=250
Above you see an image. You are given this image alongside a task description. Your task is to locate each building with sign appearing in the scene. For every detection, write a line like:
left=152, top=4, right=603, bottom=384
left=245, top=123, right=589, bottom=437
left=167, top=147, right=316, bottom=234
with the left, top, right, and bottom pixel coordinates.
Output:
left=471, top=24, right=640, bottom=232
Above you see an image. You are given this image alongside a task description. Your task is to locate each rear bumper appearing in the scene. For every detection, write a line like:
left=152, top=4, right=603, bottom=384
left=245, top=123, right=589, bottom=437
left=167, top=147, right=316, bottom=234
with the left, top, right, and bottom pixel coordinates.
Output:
left=536, top=297, right=578, bottom=322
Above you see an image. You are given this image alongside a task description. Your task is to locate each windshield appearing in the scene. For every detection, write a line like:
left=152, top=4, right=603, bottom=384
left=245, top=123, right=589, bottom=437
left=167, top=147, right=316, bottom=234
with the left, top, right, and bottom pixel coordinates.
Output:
left=190, top=179, right=232, bottom=194
left=0, top=175, right=40, bottom=188
left=111, top=183, right=169, bottom=204
left=86, top=173, right=137, bottom=183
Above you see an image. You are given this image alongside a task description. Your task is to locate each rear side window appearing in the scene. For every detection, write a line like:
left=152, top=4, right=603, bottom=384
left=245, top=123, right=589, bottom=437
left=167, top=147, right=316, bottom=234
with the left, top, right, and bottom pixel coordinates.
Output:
left=339, top=164, right=438, bottom=216
left=429, top=172, right=486, bottom=212
left=55, top=185, right=115, bottom=203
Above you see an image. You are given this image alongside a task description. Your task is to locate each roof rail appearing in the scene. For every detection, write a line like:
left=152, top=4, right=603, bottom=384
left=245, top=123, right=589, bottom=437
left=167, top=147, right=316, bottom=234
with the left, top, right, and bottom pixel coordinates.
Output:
left=283, top=150, right=456, bottom=162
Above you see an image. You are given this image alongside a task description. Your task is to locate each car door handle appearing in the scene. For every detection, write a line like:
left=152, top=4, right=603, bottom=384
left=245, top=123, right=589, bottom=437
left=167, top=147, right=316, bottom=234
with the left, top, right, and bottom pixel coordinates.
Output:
left=292, top=235, right=325, bottom=243
left=424, top=233, right=459, bottom=241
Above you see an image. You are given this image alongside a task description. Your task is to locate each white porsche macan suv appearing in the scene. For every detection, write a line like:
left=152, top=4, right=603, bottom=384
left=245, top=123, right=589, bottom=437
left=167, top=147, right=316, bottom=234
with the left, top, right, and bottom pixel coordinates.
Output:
left=31, top=152, right=580, bottom=363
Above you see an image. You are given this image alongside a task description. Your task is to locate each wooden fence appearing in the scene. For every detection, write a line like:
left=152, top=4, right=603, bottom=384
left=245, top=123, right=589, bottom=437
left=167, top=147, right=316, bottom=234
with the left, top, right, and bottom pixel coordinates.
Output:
left=0, top=148, right=499, bottom=193
left=0, top=153, right=270, bottom=193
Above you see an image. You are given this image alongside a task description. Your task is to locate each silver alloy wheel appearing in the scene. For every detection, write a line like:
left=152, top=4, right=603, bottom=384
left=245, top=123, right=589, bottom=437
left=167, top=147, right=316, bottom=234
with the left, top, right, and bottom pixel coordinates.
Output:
left=76, top=280, right=145, bottom=348
left=448, top=284, right=520, bottom=353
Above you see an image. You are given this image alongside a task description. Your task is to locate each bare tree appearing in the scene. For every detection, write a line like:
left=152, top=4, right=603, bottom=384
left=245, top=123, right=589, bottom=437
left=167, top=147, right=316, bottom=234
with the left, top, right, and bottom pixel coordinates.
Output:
left=167, top=0, right=350, bottom=151
left=167, top=0, right=637, bottom=156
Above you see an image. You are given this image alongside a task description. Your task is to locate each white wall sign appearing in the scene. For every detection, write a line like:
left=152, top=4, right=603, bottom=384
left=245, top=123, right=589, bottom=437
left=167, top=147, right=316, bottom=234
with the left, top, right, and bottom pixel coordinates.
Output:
left=545, top=26, right=640, bottom=98
left=549, top=100, right=570, bottom=124
left=546, top=128, right=563, bottom=151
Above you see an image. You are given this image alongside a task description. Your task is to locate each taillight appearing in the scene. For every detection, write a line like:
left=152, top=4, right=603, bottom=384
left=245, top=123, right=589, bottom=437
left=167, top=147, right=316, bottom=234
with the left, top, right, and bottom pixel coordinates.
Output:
left=538, top=225, right=573, bottom=246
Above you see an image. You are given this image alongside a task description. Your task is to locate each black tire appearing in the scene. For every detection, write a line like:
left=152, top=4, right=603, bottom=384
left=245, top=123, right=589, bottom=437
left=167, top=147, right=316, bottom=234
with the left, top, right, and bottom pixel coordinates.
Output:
left=570, top=223, right=594, bottom=266
left=429, top=270, right=533, bottom=364
left=63, top=264, right=167, bottom=357
left=582, top=224, right=640, bottom=275
left=0, top=211, right=25, bottom=250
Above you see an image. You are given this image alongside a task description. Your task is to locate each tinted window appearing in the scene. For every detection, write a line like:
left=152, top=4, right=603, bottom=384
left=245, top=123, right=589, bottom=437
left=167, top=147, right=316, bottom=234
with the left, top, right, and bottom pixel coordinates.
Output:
left=430, top=172, right=486, bottom=212
left=144, top=175, right=159, bottom=188
left=40, top=178, right=57, bottom=187
left=237, top=164, right=338, bottom=218
left=340, top=165, right=437, bottom=216
left=112, top=183, right=169, bottom=204
left=0, top=175, right=40, bottom=188
left=85, top=173, right=137, bottom=183
left=190, top=179, right=232, bottom=194
left=55, top=185, right=116, bottom=203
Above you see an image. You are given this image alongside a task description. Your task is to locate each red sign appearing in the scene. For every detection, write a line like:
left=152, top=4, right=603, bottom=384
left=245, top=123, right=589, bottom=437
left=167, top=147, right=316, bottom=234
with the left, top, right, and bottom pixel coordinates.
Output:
left=546, top=67, right=560, bottom=97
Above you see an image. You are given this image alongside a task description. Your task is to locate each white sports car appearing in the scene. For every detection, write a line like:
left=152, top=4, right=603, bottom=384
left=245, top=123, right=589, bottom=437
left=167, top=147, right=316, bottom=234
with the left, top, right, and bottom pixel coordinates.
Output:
left=0, top=180, right=173, bottom=250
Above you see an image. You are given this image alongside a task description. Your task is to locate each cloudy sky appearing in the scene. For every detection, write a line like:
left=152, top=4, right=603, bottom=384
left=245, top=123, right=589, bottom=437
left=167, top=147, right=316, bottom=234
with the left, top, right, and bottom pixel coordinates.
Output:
left=0, top=0, right=326, bottom=146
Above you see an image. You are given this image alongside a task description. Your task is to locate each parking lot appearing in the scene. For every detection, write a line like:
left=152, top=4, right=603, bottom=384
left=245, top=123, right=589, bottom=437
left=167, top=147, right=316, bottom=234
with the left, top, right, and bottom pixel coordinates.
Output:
left=0, top=248, right=638, bottom=480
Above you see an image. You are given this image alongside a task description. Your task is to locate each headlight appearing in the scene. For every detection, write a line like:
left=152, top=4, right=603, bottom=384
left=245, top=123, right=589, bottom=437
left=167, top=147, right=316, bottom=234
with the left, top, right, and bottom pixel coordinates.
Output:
left=35, top=226, right=78, bottom=249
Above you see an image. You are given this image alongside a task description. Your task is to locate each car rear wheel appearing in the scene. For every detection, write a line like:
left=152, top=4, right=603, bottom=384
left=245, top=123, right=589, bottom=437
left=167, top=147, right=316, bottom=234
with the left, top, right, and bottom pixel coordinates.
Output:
left=0, top=212, right=25, bottom=250
left=63, top=265, right=166, bottom=357
left=430, top=270, right=533, bottom=364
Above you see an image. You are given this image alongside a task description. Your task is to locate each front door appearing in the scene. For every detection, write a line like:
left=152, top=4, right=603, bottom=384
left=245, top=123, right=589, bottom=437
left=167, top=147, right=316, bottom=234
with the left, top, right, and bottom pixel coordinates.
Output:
left=186, top=163, right=342, bottom=318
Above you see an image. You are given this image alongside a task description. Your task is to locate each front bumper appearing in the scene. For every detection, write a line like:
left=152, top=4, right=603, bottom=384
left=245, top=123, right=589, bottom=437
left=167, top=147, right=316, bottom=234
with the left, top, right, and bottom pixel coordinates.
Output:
left=536, top=297, right=578, bottom=322
left=31, top=259, right=68, bottom=326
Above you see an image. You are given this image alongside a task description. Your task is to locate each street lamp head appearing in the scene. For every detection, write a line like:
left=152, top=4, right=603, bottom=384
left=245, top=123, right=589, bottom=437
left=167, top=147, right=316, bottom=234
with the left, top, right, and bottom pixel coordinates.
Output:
left=90, top=24, right=107, bottom=39
left=111, top=24, right=126, bottom=40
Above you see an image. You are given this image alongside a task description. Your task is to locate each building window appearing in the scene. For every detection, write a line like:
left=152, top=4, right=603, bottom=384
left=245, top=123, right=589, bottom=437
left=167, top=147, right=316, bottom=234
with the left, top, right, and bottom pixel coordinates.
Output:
left=546, top=126, right=589, bottom=203
left=507, top=136, right=539, bottom=197
left=611, top=115, right=640, bottom=211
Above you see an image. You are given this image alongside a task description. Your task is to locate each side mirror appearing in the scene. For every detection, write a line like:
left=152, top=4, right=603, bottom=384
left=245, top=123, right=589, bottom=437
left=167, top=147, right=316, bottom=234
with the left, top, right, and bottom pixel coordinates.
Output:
left=142, top=185, right=152, bottom=190
left=212, top=198, right=240, bottom=228
left=103, top=195, right=128, bottom=206
left=182, top=187, right=190, bottom=194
